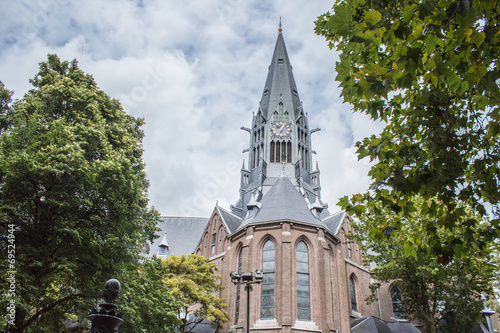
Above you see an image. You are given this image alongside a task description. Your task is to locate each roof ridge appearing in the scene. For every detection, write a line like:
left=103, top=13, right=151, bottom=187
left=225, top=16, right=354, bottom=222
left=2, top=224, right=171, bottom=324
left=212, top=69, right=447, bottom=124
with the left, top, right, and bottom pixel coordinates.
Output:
left=217, top=205, right=242, bottom=219
left=160, top=216, right=208, bottom=219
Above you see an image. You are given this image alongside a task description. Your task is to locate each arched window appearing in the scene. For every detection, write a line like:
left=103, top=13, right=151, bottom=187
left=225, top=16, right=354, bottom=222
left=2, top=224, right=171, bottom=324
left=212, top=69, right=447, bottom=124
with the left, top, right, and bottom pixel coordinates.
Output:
left=301, top=147, right=306, bottom=168
left=276, top=141, right=282, bottom=163
left=235, top=249, right=242, bottom=323
left=159, top=245, right=169, bottom=256
left=211, top=233, right=216, bottom=255
left=391, top=286, right=402, bottom=319
left=273, top=110, right=279, bottom=122
left=278, top=103, right=284, bottom=121
left=261, top=240, right=275, bottom=319
left=284, top=111, right=289, bottom=122
left=297, top=241, right=310, bottom=321
left=270, top=141, right=276, bottom=162
left=286, top=141, right=292, bottom=163
left=252, top=148, right=256, bottom=168
left=350, top=275, right=358, bottom=312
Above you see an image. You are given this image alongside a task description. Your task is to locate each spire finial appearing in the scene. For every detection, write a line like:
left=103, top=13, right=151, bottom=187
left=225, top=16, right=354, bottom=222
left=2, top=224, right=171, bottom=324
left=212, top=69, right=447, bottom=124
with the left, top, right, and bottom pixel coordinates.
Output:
left=278, top=17, right=282, bottom=33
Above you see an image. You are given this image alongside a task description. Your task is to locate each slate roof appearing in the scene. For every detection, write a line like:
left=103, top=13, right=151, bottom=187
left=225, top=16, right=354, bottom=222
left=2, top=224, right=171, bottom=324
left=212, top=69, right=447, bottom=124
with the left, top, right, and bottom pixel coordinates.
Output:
left=238, top=176, right=322, bottom=231
left=351, top=317, right=421, bottom=333
left=322, top=210, right=346, bottom=236
left=216, top=205, right=242, bottom=233
left=144, top=217, right=209, bottom=257
left=351, top=317, right=393, bottom=333
left=259, top=31, right=302, bottom=120
left=386, top=321, right=422, bottom=333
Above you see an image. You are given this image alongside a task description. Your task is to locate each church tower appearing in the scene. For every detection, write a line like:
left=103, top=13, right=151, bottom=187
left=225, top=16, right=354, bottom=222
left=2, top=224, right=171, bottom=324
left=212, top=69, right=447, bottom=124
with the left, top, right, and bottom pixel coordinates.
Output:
left=231, top=25, right=327, bottom=219
left=152, top=22, right=466, bottom=333
left=190, top=24, right=382, bottom=333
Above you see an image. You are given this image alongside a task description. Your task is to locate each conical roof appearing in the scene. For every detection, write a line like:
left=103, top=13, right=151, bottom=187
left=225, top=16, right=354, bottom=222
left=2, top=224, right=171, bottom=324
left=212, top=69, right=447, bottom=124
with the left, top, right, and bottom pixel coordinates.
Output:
left=259, top=31, right=302, bottom=120
left=238, top=176, right=322, bottom=230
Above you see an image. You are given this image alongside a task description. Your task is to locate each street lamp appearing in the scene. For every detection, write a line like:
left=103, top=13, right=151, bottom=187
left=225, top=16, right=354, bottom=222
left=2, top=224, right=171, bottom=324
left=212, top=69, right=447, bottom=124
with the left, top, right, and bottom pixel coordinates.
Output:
left=230, top=270, right=263, bottom=333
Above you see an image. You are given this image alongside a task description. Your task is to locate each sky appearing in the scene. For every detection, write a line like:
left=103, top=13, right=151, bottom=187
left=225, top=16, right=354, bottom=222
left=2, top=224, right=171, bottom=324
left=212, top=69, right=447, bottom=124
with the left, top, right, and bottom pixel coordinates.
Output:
left=0, top=0, right=384, bottom=218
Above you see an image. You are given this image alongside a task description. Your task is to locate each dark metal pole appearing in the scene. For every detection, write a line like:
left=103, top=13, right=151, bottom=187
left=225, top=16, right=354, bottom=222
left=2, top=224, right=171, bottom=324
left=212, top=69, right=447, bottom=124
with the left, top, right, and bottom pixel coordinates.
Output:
left=245, top=284, right=252, bottom=333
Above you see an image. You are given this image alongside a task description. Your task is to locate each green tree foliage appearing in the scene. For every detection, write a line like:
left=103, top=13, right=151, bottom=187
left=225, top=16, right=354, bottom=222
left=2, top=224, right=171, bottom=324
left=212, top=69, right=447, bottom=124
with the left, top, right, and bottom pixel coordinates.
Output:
left=119, top=257, right=180, bottom=333
left=0, top=55, right=160, bottom=332
left=163, top=255, right=230, bottom=333
left=0, top=81, right=12, bottom=131
left=316, top=0, right=500, bottom=258
left=351, top=198, right=496, bottom=333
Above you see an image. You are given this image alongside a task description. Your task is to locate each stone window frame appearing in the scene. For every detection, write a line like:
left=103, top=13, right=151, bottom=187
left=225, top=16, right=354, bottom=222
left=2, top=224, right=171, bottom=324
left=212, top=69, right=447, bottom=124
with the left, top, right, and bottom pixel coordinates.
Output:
left=349, top=274, right=358, bottom=313
left=296, top=239, right=311, bottom=321
left=260, top=237, right=277, bottom=320
left=390, top=285, right=403, bottom=319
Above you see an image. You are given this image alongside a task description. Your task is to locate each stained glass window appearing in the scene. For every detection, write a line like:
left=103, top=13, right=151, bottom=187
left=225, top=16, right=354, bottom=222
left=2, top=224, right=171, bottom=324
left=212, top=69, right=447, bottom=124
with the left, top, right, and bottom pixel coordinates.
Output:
left=297, top=241, right=310, bottom=321
left=261, top=240, right=275, bottom=319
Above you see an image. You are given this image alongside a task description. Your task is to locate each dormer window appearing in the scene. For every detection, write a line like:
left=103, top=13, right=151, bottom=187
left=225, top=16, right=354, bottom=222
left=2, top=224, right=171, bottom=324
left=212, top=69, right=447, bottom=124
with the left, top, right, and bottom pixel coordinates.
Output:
left=278, top=58, right=284, bottom=64
left=159, top=245, right=169, bottom=256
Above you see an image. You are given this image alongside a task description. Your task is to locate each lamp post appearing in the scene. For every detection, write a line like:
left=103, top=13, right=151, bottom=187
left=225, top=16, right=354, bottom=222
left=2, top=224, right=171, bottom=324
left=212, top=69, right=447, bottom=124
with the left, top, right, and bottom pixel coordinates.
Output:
left=230, top=270, right=263, bottom=333
left=88, top=279, right=123, bottom=333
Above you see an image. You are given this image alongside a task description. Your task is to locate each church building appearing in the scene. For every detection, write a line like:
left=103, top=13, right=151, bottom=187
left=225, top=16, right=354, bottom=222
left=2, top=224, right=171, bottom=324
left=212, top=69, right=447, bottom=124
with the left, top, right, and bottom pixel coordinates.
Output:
left=147, top=27, right=498, bottom=333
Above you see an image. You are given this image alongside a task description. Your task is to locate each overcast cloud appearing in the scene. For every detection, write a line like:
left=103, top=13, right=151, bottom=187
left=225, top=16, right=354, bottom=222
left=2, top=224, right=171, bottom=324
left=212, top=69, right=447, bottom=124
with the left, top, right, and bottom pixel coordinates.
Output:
left=0, top=0, right=384, bottom=218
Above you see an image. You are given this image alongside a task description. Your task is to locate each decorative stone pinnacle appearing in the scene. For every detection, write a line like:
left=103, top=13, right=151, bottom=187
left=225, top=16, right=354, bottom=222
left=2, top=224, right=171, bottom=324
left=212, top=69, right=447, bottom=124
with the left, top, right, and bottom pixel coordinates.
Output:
left=103, top=279, right=121, bottom=303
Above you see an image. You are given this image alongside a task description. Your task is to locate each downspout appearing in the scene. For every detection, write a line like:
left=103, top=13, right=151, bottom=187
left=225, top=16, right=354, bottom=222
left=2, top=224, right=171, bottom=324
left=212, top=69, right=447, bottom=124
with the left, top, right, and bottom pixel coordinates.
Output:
left=376, top=287, right=382, bottom=319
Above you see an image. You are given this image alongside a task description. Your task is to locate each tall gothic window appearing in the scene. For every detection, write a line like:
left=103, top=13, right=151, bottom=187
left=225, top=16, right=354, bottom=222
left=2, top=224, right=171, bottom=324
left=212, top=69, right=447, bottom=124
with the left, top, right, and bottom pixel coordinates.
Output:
left=270, top=141, right=275, bottom=162
left=286, top=142, right=292, bottom=163
left=278, top=103, right=284, bottom=121
left=261, top=240, right=275, bottom=319
left=211, top=234, right=216, bottom=255
left=252, top=147, right=256, bottom=168
left=350, top=275, right=358, bottom=312
left=391, top=286, right=402, bottom=319
left=235, top=250, right=242, bottom=323
left=296, top=241, right=310, bottom=321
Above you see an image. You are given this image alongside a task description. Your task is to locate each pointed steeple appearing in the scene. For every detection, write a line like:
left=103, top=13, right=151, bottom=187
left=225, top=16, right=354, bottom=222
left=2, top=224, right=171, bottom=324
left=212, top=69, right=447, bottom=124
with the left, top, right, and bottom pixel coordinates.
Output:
left=259, top=27, right=301, bottom=121
left=232, top=25, right=324, bottom=219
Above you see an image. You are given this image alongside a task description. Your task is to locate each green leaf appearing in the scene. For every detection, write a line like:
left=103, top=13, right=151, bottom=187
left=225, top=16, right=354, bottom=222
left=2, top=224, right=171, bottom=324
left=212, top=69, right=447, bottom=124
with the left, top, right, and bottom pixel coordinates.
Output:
left=364, top=10, right=382, bottom=26
left=329, top=3, right=353, bottom=35
left=446, top=73, right=461, bottom=92
left=470, top=32, right=486, bottom=48
left=338, top=195, right=351, bottom=209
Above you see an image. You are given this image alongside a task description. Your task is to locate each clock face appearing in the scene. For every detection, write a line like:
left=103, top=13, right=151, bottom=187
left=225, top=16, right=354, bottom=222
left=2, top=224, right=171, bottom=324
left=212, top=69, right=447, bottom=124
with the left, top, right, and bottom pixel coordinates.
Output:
left=272, top=121, right=291, bottom=137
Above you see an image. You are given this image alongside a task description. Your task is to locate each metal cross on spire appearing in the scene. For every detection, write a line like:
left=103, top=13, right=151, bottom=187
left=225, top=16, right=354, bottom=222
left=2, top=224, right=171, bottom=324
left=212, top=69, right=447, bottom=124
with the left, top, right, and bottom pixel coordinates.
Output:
left=278, top=17, right=282, bottom=33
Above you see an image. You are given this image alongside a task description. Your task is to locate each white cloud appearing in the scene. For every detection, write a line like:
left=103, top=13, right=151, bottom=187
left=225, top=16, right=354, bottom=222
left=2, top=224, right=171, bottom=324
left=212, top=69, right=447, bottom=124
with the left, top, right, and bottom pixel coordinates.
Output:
left=0, top=0, right=383, bottom=217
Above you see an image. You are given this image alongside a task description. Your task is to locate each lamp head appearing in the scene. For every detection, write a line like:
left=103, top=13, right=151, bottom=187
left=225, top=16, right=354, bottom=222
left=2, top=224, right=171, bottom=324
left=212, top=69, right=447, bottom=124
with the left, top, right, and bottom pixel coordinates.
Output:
left=241, top=272, right=253, bottom=282
left=230, top=272, right=241, bottom=283
left=254, top=269, right=263, bottom=282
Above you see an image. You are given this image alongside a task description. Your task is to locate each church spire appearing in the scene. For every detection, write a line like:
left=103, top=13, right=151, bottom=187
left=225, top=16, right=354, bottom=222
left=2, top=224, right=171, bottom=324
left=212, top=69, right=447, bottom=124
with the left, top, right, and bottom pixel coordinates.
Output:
left=232, top=28, right=323, bottom=218
left=259, top=27, right=301, bottom=121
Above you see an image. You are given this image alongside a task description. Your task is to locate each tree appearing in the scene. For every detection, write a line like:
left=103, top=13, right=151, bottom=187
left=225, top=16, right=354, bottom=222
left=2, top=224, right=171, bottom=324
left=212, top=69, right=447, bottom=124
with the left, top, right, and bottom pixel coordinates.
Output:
left=0, top=81, right=12, bottom=132
left=351, top=197, right=496, bottom=333
left=315, top=0, right=500, bottom=258
left=0, top=55, right=160, bottom=332
left=119, top=257, right=180, bottom=333
left=162, top=255, right=230, bottom=333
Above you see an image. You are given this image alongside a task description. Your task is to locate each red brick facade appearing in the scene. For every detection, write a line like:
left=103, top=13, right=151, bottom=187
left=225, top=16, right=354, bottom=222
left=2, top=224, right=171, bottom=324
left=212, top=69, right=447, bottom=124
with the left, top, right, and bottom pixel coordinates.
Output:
left=194, top=210, right=393, bottom=333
